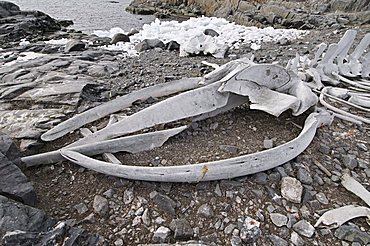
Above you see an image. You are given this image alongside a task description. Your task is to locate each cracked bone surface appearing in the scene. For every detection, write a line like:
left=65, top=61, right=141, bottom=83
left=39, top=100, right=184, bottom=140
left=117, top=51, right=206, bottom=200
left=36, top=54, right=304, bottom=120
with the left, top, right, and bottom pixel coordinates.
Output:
left=60, top=111, right=333, bottom=182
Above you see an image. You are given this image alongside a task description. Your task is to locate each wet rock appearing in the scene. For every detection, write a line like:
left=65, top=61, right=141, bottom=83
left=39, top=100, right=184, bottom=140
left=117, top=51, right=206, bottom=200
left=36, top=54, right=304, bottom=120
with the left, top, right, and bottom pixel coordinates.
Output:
left=152, top=226, right=171, bottom=243
left=136, top=39, right=165, bottom=52
left=197, top=203, right=214, bottom=218
left=269, top=234, right=288, bottom=246
left=270, top=213, right=288, bottom=227
left=0, top=151, right=36, bottom=206
left=169, top=218, right=193, bottom=239
left=153, top=193, right=176, bottom=215
left=165, top=40, right=180, bottom=51
left=296, top=168, right=313, bottom=185
left=334, top=224, right=370, bottom=244
left=111, top=33, right=130, bottom=44
left=204, top=29, right=219, bottom=37
left=293, top=220, right=315, bottom=238
left=281, top=177, right=303, bottom=203
left=65, top=39, right=86, bottom=52
left=93, top=195, right=109, bottom=217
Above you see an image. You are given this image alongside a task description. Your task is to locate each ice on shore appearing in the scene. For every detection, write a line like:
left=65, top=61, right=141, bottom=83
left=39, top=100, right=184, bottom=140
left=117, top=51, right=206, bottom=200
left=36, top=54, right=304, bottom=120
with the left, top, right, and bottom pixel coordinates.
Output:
left=93, top=16, right=308, bottom=56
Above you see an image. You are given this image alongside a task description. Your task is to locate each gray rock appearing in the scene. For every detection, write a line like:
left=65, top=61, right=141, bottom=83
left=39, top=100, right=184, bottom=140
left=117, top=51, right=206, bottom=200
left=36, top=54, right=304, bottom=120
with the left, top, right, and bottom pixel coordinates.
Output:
left=0, top=132, right=21, bottom=165
left=124, top=187, right=134, bottom=204
left=315, top=192, right=329, bottom=205
left=93, top=195, right=109, bottom=217
left=224, top=223, right=236, bottom=235
left=74, top=203, right=88, bottom=215
left=319, top=143, right=331, bottom=154
left=290, top=231, right=305, bottom=246
left=334, top=224, right=370, bottom=244
left=135, top=40, right=150, bottom=52
left=136, top=39, right=165, bottom=52
left=152, top=226, right=171, bottom=243
left=204, top=28, right=219, bottom=37
left=239, top=217, right=261, bottom=243
left=111, top=33, right=130, bottom=44
left=264, top=139, right=274, bottom=149
left=254, top=172, right=268, bottom=184
left=281, top=177, right=303, bottom=203
left=287, top=214, right=298, bottom=229
left=197, top=204, right=214, bottom=218
left=293, top=220, right=315, bottom=238
left=65, top=39, right=86, bottom=52
left=269, top=234, right=288, bottom=246
left=127, top=29, right=139, bottom=36
left=270, top=213, right=288, bottom=227
left=165, top=40, right=180, bottom=51
left=114, top=238, right=124, bottom=246
left=169, top=218, right=193, bottom=239
left=142, top=208, right=150, bottom=226
left=0, top=151, right=36, bottom=206
left=103, top=188, right=114, bottom=198
left=297, top=168, right=313, bottom=185
left=342, top=155, right=358, bottom=170
left=153, top=193, right=176, bottom=215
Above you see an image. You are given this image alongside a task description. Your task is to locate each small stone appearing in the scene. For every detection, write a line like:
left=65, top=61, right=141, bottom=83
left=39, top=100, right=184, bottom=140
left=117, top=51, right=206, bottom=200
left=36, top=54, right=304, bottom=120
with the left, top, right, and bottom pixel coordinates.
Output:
left=197, top=204, right=214, bottom=218
left=93, top=195, right=109, bottom=217
left=165, top=40, right=180, bottom=50
left=74, top=203, right=88, bottom=215
left=224, top=223, right=236, bottom=235
left=315, top=192, right=329, bottom=205
left=254, top=172, right=268, bottom=184
left=103, top=189, right=114, bottom=198
left=219, top=144, right=239, bottom=154
left=169, top=218, right=193, bottom=239
left=152, top=226, right=171, bottom=243
left=297, top=168, right=313, bottom=185
left=111, top=33, right=130, bottom=44
left=342, top=155, right=358, bottom=170
left=204, top=28, right=219, bottom=37
left=270, top=213, right=288, bottom=227
left=290, top=231, right=305, bottom=246
left=281, top=177, right=303, bottom=203
left=240, top=217, right=261, bottom=243
left=334, top=224, right=370, bottom=244
left=153, top=193, right=176, bottom=215
left=269, top=234, right=288, bottom=246
left=114, top=238, right=124, bottom=246
left=356, top=143, right=368, bottom=152
left=264, top=139, right=274, bottom=149
left=123, top=187, right=134, bottom=204
left=214, top=183, right=222, bottom=196
left=127, top=28, right=139, bottom=36
left=293, top=220, right=315, bottom=238
left=319, top=143, right=331, bottom=154
left=142, top=208, right=150, bottom=226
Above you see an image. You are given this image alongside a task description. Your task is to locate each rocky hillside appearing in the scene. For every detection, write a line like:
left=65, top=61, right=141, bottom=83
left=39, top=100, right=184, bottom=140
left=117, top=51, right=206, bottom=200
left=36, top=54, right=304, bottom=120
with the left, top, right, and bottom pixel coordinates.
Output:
left=127, top=0, right=370, bottom=29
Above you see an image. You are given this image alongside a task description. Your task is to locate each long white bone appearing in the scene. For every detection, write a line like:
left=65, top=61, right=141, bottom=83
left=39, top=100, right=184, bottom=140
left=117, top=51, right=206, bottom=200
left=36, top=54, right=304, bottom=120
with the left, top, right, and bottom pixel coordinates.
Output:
left=60, top=111, right=333, bottom=182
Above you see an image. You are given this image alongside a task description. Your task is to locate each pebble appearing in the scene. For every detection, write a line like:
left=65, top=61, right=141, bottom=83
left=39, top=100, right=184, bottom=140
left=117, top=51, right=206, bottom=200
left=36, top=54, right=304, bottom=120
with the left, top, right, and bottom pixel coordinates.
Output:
left=114, top=238, right=124, bottom=246
left=152, top=226, right=171, bottom=243
left=292, top=220, right=315, bottom=238
left=197, top=203, right=214, bottom=218
left=93, top=195, right=109, bottom=217
left=297, top=168, right=313, bottom=185
left=153, top=193, right=176, bottom=215
left=219, top=144, right=239, bottom=154
left=281, top=177, right=303, bottom=203
left=270, top=213, right=288, bottom=227
left=269, top=234, right=288, bottom=246
left=342, top=155, right=358, bottom=170
left=169, top=218, right=194, bottom=239
left=123, top=187, right=134, bottom=204
left=264, top=139, right=274, bottom=149
left=74, top=203, right=88, bottom=215
left=315, top=192, right=329, bottom=205
left=334, top=224, right=370, bottom=244
left=254, top=172, right=268, bottom=184
left=290, top=231, right=305, bottom=246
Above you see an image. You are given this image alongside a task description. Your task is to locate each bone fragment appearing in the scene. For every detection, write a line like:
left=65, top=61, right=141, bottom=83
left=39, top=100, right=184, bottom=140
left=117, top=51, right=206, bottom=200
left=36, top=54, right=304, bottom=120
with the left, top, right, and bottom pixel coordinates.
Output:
left=348, top=33, right=370, bottom=76
left=314, top=205, right=370, bottom=228
left=41, top=77, right=201, bottom=142
left=60, top=111, right=333, bottom=182
left=312, top=160, right=332, bottom=177
left=341, top=173, right=370, bottom=207
left=22, top=126, right=187, bottom=166
left=68, top=81, right=229, bottom=147
left=348, top=95, right=370, bottom=108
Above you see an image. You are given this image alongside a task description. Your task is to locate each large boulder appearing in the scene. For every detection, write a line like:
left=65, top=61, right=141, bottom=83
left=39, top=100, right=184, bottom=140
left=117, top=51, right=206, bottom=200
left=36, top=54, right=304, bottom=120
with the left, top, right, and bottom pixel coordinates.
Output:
left=329, top=0, right=370, bottom=12
left=0, top=1, right=20, bottom=18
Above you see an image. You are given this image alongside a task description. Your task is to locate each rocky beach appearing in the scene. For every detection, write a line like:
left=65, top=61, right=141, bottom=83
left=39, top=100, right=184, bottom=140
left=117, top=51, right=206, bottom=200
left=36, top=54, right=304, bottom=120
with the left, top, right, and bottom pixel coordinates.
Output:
left=1, top=0, right=370, bottom=245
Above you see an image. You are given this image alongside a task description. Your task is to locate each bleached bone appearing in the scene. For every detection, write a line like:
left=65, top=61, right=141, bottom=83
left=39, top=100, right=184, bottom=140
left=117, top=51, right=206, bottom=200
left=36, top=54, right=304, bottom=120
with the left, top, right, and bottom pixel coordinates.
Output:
left=341, top=173, right=370, bottom=207
left=319, top=87, right=370, bottom=124
left=348, top=95, right=370, bottom=108
left=315, top=43, right=340, bottom=85
left=60, top=111, right=333, bottom=182
left=311, top=43, right=327, bottom=67
left=41, top=77, right=201, bottom=142
left=335, top=30, right=357, bottom=77
left=348, top=33, right=370, bottom=76
left=315, top=205, right=370, bottom=228
left=22, top=126, right=187, bottom=166
left=362, top=52, right=370, bottom=78
left=68, top=81, right=228, bottom=147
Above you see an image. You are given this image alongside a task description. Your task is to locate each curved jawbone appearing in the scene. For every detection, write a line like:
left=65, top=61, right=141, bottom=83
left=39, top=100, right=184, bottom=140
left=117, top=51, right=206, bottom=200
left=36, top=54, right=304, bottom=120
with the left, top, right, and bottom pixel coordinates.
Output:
left=60, top=111, right=333, bottom=183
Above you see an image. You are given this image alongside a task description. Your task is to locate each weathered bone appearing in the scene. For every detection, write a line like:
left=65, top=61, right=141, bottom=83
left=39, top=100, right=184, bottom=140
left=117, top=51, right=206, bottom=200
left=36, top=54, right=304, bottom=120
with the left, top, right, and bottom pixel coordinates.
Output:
left=348, top=33, right=370, bottom=76
left=60, top=111, right=333, bottom=182
left=41, top=77, right=202, bottom=142
left=22, top=126, right=187, bottom=166
left=341, top=173, right=370, bottom=207
left=315, top=205, right=370, bottom=228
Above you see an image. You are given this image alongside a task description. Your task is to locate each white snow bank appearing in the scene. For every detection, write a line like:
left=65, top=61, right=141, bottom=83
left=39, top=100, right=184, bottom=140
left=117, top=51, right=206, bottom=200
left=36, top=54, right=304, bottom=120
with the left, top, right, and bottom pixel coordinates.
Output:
left=93, top=16, right=308, bottom=57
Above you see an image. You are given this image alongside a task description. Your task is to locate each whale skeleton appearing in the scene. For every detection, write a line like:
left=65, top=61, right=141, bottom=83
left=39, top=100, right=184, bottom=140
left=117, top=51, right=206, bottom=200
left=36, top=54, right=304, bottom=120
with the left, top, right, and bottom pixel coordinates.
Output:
left=22, top=30, right=370, bottom=182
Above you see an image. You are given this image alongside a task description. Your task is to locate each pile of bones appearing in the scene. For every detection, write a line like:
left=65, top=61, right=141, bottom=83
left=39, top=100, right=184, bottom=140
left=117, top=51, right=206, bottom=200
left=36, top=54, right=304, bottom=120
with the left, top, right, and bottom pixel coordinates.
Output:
left=21, top=29, right=370, bottom=228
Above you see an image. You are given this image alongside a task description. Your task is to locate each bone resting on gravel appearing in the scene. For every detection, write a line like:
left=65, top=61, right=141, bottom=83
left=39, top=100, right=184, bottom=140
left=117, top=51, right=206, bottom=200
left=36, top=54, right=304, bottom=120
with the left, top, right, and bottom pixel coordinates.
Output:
left=341, top=173, right=370, bottom=207
left=60, top=111, right=333, bottom=182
